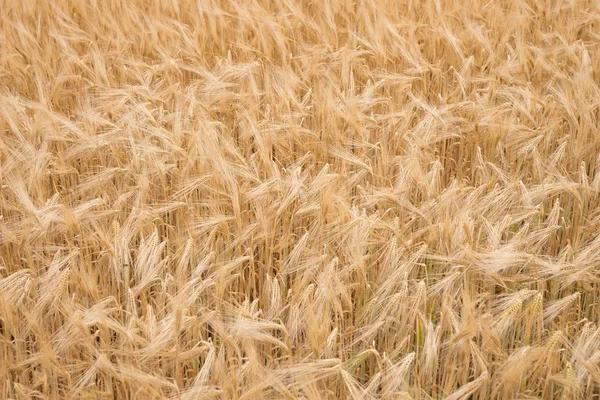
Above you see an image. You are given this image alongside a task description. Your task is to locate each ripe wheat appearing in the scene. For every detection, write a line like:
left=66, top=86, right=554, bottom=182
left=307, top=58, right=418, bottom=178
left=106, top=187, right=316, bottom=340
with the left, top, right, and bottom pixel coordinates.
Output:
left=2, top=0, right=600, bottom=398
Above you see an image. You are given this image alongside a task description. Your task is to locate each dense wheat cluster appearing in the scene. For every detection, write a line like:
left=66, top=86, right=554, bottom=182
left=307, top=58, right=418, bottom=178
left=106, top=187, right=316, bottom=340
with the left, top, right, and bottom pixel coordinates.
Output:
left=2, top=0, right=600, bottom=398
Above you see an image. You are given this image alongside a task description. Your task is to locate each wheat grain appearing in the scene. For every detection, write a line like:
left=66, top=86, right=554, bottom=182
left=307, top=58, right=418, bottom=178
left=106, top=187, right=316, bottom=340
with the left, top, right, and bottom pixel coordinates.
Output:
left=2, top=0, right=600, bottom=398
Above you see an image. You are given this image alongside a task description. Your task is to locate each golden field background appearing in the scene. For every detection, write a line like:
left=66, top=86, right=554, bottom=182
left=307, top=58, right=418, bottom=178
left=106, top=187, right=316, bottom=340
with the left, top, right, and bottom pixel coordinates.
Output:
left=2, top=0, right=600, bottom=398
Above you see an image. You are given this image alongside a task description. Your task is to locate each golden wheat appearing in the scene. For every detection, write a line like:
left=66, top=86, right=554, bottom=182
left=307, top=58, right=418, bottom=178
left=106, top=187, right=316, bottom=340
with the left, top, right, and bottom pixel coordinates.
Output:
left=2, top=0, right=600, bottom=398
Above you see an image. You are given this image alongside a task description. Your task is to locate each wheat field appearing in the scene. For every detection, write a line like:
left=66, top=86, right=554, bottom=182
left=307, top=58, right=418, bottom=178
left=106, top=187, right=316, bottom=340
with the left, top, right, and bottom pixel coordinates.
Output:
left=1, top=0, right=600, bottom=398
